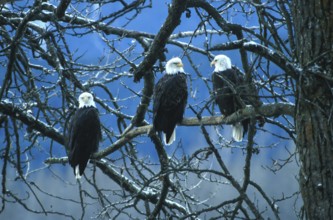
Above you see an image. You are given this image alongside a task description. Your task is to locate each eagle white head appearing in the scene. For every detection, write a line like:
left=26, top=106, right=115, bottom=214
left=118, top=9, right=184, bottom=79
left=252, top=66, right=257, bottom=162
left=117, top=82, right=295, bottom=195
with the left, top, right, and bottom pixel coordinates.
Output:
left=165, top=57, right=184, bottom=74
left=210, top=54, right=232, bottom=72
left=78, top=92, right=96, bottom=108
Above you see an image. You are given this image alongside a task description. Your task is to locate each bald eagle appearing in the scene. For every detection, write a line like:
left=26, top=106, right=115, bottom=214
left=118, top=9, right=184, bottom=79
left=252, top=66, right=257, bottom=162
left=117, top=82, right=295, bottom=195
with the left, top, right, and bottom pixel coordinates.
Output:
left=211, top=54, right=264, bottom=142
left=153, top=57, right=188, bottom=145
left=67, top=92, right=102, bottom=179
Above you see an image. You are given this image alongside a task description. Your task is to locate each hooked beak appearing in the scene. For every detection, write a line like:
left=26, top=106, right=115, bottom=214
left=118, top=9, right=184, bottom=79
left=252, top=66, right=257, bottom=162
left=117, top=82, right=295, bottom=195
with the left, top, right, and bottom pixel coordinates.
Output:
left=176, top=62, right=183, bottom=67
left=210, top=60, right=216, bottom=67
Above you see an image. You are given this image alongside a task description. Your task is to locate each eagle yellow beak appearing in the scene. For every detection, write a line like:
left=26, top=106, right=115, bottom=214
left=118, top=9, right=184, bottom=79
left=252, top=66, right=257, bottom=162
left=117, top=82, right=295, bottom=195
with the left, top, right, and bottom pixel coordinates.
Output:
left=176, top=62, right=183, bottom=67
left=210, top=60, right=216, bottom=67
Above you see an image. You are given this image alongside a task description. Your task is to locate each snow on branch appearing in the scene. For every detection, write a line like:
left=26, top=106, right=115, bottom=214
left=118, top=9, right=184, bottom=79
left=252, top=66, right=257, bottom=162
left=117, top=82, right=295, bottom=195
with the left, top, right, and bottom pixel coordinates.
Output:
left=187, top=0, right=251, bottom=75
left=55, top=0, right=70, bottom=18
left=97, top=102, right=294, bottom=159
left=44, top=102, right=294, bottom=164
left=0, top=101, right=64, bottom=145
left=210, top=40, right=300, bottom=78
left=35, top=3, right=155, bottom=40
left=183, top=102, right=294, bottom=126
left=44, top=125, right=150, bottom=164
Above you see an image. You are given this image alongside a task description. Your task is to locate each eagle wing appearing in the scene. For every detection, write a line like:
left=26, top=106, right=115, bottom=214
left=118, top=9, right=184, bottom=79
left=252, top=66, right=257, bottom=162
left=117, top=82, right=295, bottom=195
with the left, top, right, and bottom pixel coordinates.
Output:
left=232, top=67, right=262, bottom=108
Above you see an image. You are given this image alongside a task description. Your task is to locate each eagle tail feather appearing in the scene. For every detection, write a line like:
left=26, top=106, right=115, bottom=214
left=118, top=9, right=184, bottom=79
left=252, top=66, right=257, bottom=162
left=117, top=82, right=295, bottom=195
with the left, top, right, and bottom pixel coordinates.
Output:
left=164, top=128, right=176, bottom=146
left=232, top=122, right=244, bottom=142
left=75, top=165, right=82, bottom=180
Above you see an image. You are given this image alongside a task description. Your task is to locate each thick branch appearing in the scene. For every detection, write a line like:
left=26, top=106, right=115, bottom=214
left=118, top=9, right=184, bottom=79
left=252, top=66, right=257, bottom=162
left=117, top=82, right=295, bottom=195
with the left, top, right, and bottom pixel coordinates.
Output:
left=130, top=71, right=154, bottom=127
left=56, top=0, right=71, bottom=18
left=44, top=102, right=294, bottom=164
left=97, top=102, right=294, bottom=159
left=133, top=0, right=189, bottom=82
left=182, top=102, right=294, bottom=126
left=94, top=125, right=151, bottom=159
left=187, top=0, right=250, bottom=77
left=0, top=101, right=64, bottom=145
left=210, top=40, right=300, bottom=79
left=32, top=3, right=155, bottom=40
left=148, top=133, right=171, bottom=219
left=44, top=125, right=151, bottom=164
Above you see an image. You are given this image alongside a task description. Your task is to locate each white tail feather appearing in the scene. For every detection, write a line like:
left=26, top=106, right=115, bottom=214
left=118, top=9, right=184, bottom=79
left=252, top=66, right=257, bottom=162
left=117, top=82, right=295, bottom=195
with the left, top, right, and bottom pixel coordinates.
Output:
left=163, top=128, right=176, bottom=146
left=75, top=165, right=82, bottom=180
left=232, top=123, right=244, bottom=142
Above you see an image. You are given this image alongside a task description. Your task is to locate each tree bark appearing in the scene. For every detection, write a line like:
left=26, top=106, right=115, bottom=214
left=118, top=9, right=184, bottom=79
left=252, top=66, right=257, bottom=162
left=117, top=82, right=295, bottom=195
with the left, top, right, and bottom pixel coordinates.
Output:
left=293, top=0, right=333, bottom=219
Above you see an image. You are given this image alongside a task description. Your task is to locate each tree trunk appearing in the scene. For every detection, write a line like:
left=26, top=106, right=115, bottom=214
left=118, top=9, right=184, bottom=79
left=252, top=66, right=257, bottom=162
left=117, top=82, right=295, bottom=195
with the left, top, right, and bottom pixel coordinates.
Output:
left=293, top=0, right=333, bottom=219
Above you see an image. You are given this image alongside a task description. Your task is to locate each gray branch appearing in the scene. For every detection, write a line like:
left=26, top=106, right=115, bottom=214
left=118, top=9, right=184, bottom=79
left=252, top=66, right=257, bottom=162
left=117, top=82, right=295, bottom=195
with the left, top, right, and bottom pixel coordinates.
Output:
left=0, top=101, right=64, bottom=145
left=210, top=40, right=300, bottom=79
left=95, top=159, right=188, bottom=215
left=132, top=0, right=189, bottom=82
left=44, top=102, right=294, bottom=164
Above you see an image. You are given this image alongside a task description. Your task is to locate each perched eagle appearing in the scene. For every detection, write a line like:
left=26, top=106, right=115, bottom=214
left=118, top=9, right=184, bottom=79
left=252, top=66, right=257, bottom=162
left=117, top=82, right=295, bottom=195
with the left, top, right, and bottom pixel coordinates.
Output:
left=153, top=57, right=188, bottom=145
left=211, top=54, right=264, bottom=142
left=67, top=92, right=102, bottom=179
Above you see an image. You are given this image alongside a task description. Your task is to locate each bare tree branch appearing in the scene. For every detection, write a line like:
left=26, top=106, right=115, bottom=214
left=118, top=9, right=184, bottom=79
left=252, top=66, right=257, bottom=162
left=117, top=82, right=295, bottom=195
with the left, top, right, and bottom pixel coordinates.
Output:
left=95, top=159, right=188, bottom=215
left=55, top=0, right=70, bottom=18
left=133, top=0, right=189, bottom=82
left=0, top=0, right=301, bottom=218
left=0, top=101, right=64, bottom=145
left=210, top=40, right=300, bottom=79
left=44, top=102, right=294, bottom=165
left=0, top=0, right=43, bottom=100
